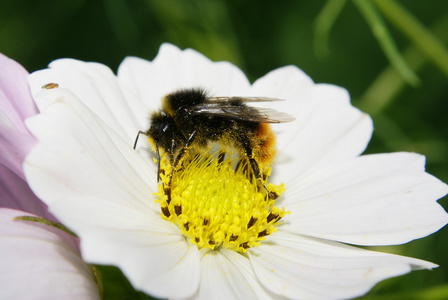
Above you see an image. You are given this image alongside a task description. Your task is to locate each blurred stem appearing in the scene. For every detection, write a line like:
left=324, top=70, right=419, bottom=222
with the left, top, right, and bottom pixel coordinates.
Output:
left=353, top=0, right=420, bottom=86
left=373, top=0, right=448, bottom=80
left=91, top=265, right=104, bottom=300
left=314, top=0, right=347, bottom=58
left=357, top=14, right=448, bottom=115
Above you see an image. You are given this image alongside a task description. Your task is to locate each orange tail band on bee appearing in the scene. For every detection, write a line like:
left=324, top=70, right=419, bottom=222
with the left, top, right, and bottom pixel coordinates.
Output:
left=253, top=123, right=277, bottom=170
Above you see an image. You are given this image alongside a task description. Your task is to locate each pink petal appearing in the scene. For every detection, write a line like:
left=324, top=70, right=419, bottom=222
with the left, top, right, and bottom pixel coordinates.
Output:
left=0, top=164, right=56, bottom=222
left=0, top=53, right=54, bottom=220
left=0, top=53, right=37, bottom=180
left=0, top=53, right=38, bottom=129
left=0, top=208, right=99, bottom=300
left=0, top=111, right=36, bottom=179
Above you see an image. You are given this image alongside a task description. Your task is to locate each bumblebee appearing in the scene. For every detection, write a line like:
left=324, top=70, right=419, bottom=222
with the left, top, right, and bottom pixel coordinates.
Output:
left=135, top=88, right=295, bottom=198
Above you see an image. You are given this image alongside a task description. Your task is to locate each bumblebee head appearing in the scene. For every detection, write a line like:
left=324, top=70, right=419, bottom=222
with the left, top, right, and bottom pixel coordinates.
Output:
left=147, top=112, right=179, bottom=155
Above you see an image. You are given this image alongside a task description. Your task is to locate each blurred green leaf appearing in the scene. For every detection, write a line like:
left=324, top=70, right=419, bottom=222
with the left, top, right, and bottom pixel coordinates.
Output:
left=95, top=265, right=154, bottom=300
left=357, top=13, right=448, bottom=115
left=143, top=0, right=244, bottom=67
left=353, top=0, right=420, bottom=86
left=314, top=0, right=347, bottom=58
left=361, top=283, right=448, bottom=300
left=103, top=0, right=141, bottom=50
left=374, top=0, right=448, bottom=80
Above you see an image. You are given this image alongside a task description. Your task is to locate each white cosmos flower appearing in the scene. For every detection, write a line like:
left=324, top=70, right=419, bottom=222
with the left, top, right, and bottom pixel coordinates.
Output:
left=24, top=43, right=448, bottom=299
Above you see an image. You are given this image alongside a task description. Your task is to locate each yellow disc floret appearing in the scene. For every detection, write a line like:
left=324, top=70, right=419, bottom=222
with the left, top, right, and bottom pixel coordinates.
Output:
left=154, top=153, right=288, bottom=252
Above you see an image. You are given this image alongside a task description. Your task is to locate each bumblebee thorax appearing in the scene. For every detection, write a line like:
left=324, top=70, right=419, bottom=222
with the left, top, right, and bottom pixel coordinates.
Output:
left=162, top=88, right=208, bottom=116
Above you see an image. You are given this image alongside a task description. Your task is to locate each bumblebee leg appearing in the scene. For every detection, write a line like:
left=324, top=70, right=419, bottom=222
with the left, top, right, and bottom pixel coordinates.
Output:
left=237, top=131, right=278, bottom=200
left=165, top=130, right=198, bottom=202
left=155, top=143, right=161, bottom=182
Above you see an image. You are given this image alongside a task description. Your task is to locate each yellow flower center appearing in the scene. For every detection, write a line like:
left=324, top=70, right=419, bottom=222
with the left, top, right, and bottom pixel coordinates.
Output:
left=154, top=153, right=288, bottom=252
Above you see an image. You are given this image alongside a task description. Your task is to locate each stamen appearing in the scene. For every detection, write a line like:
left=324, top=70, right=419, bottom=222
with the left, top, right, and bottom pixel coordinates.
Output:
left=154, top=152, right=288, bottom=252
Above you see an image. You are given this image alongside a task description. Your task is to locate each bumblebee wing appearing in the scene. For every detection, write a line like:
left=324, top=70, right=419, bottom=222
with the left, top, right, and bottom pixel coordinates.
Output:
left=191, top=102, right=295, bottom=123
left=207, top=96, right=284, bottom=104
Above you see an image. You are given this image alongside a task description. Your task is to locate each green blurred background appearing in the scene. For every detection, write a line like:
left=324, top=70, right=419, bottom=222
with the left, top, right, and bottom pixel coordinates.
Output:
left=1, top=0, right=447, bottom=299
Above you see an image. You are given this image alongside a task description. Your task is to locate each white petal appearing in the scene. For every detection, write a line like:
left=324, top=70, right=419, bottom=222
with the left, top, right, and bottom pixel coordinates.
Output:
left=249, top=231, right=436, bottom=300
left=117, top=43, right=252, bottom=112
left=0, top=208, right=99, bottom=300
left=280, top=152, right=448, bottom=245
left=28, top=59, right=147, bottom=142
left=192, top=249, right=281, bottom=300
left=81, top=227, right=200, bottom=299
left=251, top=66, right=373, bottom=181
left=24, top=88, right=159, bottom=213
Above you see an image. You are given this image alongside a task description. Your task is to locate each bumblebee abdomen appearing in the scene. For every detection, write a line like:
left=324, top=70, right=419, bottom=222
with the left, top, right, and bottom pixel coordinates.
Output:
left=208, top=121, right=276, bottom=170
left=252, top=123, right=276, bottom=167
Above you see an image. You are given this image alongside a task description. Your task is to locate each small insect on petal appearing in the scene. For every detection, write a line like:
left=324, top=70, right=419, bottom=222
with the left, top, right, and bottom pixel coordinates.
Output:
left=41, top=83, right=59, bottom=89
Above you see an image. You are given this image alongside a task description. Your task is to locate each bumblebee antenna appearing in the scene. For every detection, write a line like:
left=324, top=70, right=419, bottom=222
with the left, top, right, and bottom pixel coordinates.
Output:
left=133, top=130, right=146, bottom=150
left=133, top=130, right=162, bottom=183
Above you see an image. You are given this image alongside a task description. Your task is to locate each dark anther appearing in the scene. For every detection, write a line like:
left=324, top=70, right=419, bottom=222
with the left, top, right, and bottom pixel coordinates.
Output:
left=164, top=186, right=172, bottom=204
left=268, top=191, right=279, bottom=200
left=195, top=236, right=200, bottom=243
left=267, top=212, right=278, bottom=223
left=257, top=229, right=269, bottom=238
left=203, top=218, right=209, bottom=226
left=161, top=206, right=170, bottom=218
left=174, top=204, right=182, bottom=216
left=274, top=215, right=283, bottom=223
left=239, top=242, right=250, bottom=249
left=229, top=234, right=239, bottom=242
left=184, top=222, right=190, bottom=231
left=217, top=152, right=225, bottom=164
left=247, top=216, right=257, bottom=229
